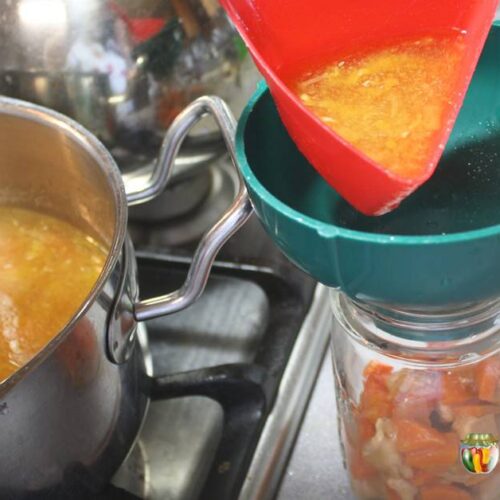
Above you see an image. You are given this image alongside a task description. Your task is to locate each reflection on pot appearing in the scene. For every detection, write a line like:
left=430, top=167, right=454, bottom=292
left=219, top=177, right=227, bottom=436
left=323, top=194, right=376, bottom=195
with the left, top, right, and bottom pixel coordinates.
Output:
left=56, top=318, right=101, bottom=389
left=0, top=0, right=260, bottom=172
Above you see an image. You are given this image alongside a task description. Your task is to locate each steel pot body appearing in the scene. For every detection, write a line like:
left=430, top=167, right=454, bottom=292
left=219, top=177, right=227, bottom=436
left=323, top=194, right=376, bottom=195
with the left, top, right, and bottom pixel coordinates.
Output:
left=0, top=256, right=147, bottom=495
left=0, top=95, right=252, bottom=496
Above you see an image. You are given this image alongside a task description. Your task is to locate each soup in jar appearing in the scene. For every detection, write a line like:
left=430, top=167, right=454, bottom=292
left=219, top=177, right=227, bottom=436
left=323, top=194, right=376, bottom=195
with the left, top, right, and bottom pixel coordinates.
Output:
left=0, top=206, right=107, bottom=382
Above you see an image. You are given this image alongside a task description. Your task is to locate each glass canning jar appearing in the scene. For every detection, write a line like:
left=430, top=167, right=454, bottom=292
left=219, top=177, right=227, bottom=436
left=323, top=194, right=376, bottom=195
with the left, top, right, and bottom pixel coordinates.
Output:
left=331, top=291, right=500, bottom=500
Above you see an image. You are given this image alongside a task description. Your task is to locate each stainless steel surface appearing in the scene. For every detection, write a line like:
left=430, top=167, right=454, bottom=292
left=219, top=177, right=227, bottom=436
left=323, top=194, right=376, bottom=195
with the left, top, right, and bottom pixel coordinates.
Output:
left=109, top=95, right=253, bottom=362
left=111, top=322, right=152, bottom=499
left=0, top=101, right=124, bottom=248
left=277, top=353, right=355, bottom=500
left=0, top=97, right=146, bottom=495
left=0, top=0, right=260, bottom=174
left=239, top=284, right=331, bottom=500
left=132, top=96, right=253, bottom=321
left=0, top=96, right=128, bottom=382
left=113, top=268, right=328, bottom=500
left=129, top=168, right=212, bottom=222
left=123, top=95, right=240, bottom=205
left=112, top=441, right=150, bottom=499
left=116, top=270, right=269, bottom=499
left=107, top=236, right=140, bottom=364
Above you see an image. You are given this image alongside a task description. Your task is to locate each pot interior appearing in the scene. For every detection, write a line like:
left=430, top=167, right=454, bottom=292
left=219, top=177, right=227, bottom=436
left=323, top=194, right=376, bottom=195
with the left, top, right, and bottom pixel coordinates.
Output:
left=0, top=98, right=125, bottom=249
left=0, top=98, right=128, bottom=387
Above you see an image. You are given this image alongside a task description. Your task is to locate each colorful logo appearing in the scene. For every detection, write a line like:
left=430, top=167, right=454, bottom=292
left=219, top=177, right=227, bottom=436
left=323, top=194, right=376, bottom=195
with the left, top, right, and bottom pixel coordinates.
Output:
left=460, top=433, right=499, bottom=474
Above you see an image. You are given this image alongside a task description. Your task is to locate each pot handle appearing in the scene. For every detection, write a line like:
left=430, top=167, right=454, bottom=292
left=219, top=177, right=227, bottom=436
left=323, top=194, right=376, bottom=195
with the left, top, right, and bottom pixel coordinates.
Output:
left=124, top=96, right=253, bottom=321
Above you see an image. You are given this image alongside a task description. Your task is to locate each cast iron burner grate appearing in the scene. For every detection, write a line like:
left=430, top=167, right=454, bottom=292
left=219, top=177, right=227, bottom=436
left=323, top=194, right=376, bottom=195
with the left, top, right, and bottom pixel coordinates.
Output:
left=132, top=251, right=315, bottom=500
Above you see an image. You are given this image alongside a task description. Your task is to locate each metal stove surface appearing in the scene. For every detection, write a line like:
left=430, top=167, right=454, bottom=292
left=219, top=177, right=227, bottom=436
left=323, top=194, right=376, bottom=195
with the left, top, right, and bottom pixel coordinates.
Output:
left=128, top=158, right=238, bottom=248
left=116, top=263, right=269, bottom=500
left=109, top=190, right=329, bottom=500
left=110, top=252, right=329, bottom=500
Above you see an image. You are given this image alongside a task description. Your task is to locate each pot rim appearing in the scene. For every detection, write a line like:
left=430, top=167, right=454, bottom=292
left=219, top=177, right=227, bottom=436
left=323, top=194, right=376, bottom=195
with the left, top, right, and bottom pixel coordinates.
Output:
left=0, top=96, right=128, bottom=392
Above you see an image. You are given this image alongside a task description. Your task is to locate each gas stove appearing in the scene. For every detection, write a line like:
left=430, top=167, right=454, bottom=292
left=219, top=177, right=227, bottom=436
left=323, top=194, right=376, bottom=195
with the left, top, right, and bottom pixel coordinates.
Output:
left=100, top=157, right=330, bottom=500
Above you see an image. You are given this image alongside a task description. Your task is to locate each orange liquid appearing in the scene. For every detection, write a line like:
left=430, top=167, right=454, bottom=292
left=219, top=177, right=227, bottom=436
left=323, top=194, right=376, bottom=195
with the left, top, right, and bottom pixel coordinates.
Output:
left=291, top=35, right=466, bottom=178
left=0, top=207, right=107, bottom=382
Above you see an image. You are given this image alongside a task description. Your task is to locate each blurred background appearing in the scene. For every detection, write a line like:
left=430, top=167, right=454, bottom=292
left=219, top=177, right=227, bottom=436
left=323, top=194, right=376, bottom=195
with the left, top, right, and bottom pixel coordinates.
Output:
left=0, top=0, right=261, bottom=174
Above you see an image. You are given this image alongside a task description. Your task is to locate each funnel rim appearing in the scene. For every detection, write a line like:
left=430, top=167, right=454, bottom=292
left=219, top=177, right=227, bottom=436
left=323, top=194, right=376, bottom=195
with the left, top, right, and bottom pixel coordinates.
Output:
left=236, top=82, right=500, bottom=247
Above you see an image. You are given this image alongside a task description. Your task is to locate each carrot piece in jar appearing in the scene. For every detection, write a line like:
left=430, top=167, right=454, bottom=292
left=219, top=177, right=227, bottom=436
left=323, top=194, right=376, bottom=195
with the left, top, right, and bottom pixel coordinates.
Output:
left=393, top=419, right=449, bottom=454
left=419, top=484, right=472, bottom=500
left=386, top=486, right=401, bottom=500
left=360, top=362, right=393, bottom=423
left=359, top=417, right=376, bottom=442
left=404, top=433, right=459, bottom=470
left=452, top=403, right=500, bottom=418
left=441, top=371, right=475, bottom=405
left=476, top=357, right=500, bottom=402
left=363, top=361, right=394, bottom=380
left=409, top=471, right=437, bottom=487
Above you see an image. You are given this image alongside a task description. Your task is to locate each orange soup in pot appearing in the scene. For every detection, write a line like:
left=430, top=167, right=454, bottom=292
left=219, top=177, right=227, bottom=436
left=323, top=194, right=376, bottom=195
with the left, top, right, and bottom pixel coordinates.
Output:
left=0, top=206, right=107, bottom=382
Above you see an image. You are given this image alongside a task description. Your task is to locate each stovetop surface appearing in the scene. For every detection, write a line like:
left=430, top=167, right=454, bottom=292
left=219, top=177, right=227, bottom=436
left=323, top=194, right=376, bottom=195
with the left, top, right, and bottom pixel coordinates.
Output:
left=112, top=251, right=315, bottom=500
left=276, top=355, right=353, bottom=500
left=108, top=151, right=328, bottom=500
left=103, top=170, right=333, bottom=500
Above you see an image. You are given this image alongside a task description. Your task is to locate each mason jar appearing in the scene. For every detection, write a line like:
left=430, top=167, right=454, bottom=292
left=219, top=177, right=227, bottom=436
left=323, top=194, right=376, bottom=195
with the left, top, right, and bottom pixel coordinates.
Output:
left=331, top=291, right=500, bottom=500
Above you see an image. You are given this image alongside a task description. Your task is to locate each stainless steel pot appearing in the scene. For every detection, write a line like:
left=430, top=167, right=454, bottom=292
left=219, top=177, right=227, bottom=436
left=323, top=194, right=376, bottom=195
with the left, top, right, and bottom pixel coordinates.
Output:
left=0, top=0, right=260, bottom=176
left=0, top=95, right=253, bottom=496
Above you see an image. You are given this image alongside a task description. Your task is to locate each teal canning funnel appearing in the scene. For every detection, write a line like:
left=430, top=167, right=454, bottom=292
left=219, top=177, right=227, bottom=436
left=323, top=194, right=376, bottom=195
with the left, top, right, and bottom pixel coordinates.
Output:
left=235, top=22, right=500, bottom=307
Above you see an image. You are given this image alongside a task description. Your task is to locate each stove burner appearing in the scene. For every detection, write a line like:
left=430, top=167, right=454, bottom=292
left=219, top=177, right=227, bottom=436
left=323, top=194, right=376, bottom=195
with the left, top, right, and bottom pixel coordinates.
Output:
left=107, top=146, right=329, bottom=500
left=128, top=158, right=238, bottom=247
left=129, top=168, right=214, bottom=224
left=108, top=252, right=327, bottom=500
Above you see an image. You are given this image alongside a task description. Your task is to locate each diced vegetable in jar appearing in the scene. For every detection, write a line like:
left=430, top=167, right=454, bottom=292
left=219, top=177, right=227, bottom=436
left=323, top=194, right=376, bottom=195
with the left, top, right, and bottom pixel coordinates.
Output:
left=347, top=361, right=500, bottom=499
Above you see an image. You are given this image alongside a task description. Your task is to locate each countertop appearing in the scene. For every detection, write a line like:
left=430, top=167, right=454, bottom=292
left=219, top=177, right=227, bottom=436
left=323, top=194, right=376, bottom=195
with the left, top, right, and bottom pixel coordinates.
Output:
left=276, top=354, right=355, bottom=500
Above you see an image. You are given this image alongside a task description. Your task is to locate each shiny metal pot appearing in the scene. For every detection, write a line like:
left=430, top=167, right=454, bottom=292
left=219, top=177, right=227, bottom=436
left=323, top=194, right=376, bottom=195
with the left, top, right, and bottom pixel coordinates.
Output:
left=0, top=95, right=252, bottom=497
left=0, top=0, right=260, bottom=177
